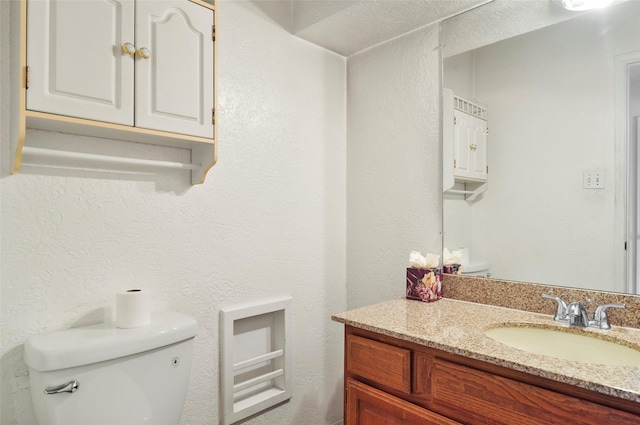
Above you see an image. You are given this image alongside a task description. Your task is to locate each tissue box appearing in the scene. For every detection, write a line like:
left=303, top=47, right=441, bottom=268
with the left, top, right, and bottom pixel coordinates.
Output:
left=406, top=267, right=442, bottom=302
left=443, top=264, right=461, bottom=275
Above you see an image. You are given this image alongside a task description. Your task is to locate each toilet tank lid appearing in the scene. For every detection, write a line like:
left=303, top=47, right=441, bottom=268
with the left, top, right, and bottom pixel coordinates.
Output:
left=24, top=311, right=197, bottom=372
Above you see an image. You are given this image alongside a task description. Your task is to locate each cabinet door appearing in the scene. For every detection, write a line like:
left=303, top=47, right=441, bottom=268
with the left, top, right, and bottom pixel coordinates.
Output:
left=346, top=379, right=461, bottom=425
left=27, top=0, right=135, bottom=125
left=453, top=110, right=487, bottom=181
left=134, top=0, right=214, bottom=138
left=470, top=115, right=488, bottom=177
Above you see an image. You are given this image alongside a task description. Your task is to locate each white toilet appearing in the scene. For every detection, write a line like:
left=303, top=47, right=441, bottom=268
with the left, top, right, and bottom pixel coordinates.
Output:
left=454, top=247, right=490, bottom=277
left=460, top=260, right=491, bottom=277
left=24, top=311, right=197, bottom=425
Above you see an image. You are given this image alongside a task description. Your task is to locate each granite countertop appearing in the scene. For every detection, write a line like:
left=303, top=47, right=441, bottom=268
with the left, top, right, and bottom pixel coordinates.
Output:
left=332, top=298, right=640, bottom=402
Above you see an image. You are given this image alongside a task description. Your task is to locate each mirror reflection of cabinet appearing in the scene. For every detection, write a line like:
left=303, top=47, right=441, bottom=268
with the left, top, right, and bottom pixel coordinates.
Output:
left=443, top=89, right=487, bottom=200
left=453, top=110, right=487, bottom=181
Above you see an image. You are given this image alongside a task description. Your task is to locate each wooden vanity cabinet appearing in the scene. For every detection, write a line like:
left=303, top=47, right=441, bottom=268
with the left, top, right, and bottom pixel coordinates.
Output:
left=344, top=326, right=640, bottom=425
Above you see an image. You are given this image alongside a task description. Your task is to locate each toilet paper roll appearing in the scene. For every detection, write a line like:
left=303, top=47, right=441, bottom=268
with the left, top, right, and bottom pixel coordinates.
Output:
left=116, top=289, right=150, bottom=328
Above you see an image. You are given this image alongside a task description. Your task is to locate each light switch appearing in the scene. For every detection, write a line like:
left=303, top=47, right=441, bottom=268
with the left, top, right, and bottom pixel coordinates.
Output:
left=583, top=170, right=605, bottom=189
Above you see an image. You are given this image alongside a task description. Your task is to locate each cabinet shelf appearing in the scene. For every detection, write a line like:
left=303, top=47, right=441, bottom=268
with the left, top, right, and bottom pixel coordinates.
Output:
left=17, top=110, right=217, bottom=184
left=444, top=182, right=487, bottom=201
left=25, top=111, right=216, bottom=149
left=21, top=147, right=203, bottom=171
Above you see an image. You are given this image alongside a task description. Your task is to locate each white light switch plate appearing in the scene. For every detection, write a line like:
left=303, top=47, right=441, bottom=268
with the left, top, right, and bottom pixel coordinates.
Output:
left=583, top=170, right=605, bottom=189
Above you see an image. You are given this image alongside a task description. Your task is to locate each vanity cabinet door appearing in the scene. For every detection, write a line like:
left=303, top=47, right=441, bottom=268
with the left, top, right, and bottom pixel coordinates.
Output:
left=26, top=0, right=135, bottom=126
left=346, top=379, right=461, bottom=425
left=134, top=0, right=214, bottom=138
left=453, top=110, right=488, bottom=182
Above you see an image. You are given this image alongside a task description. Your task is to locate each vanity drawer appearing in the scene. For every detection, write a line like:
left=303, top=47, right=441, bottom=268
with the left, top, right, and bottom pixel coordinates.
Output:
left=346, top=378, right=461, bottom=425
left=430, top=357, right=640, bottom=425
left=347, top=334, right=411, bottom=394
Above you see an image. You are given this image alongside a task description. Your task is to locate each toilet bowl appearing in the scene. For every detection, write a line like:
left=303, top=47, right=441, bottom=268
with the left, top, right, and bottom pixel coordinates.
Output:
left=24, top=311, right=197, bottom=425
left=461, top=260, right=491, bottom=277
left=456, top=248, right=490, bottom=277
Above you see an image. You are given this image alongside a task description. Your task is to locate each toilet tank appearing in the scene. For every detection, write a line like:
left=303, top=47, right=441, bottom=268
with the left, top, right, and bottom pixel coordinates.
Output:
left=24, top=311, right=197, bottom=425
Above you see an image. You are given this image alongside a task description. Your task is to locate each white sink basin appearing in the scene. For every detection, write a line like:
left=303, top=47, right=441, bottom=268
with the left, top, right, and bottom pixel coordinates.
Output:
left=484, top=325, right=640, bottom=366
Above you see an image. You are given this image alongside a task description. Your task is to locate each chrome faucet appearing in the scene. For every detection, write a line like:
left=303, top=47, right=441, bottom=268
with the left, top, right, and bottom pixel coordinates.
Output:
left=541, top=294, right=625, bottom=329
left=567, top=302, right=590, bottom=327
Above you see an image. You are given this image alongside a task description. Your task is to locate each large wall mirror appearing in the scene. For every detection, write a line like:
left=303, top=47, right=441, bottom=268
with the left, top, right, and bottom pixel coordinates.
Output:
left=441, top=0, right=640, bottom=294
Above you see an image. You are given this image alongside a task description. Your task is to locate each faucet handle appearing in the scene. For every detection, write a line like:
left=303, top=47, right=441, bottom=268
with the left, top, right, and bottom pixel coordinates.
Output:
left=541, top=293, right=568, bottom=322
left=592, top=303, right=625, bottom=330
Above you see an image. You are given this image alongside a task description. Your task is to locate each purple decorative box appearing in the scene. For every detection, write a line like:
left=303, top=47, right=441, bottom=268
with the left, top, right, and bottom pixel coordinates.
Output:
left=406, top=267, right=442, bottom=302
left=443, top=264, right=461, bottom=275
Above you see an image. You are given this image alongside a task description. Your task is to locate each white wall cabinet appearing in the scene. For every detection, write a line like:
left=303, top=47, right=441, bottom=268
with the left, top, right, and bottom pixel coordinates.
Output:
left=11, top=0, right=217, bottom=185
left=453, top=110, right=487, bottom=182
left=443, top=88, right=488, bottom=200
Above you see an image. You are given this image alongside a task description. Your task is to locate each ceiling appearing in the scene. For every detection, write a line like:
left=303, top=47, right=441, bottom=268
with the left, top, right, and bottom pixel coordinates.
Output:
left=246, top=0, right=640, bottom=57
left=249, top=0, right=493, bottom=57
left=291, top=0, right=493, bottom=56
left=250, top=0, right=633, bottom=57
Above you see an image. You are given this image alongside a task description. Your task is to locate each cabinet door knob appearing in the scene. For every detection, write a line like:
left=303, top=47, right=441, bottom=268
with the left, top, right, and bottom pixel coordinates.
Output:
left=470, top=144, right=477, bottom=150
left=136, top=47, right=151, bottom=59
left=121, top=42, right=136, bottom=56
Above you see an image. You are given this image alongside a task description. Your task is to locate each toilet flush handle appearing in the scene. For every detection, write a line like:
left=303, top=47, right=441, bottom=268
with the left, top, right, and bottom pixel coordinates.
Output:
left=44, top=380, right=79, bottom=395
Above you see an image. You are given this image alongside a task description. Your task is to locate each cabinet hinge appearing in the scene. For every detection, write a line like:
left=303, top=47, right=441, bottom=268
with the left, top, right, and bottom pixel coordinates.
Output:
left=212, top=25, right=216, bottom=42
left=486, top=165, right=489, bottom=173
left=25, top=66, right=30, bottom=89
left=212, top=108, right=215, bottom=125
left=454, top=159, right=457, bottom=168
left=454, top=116, right=457, bottom=125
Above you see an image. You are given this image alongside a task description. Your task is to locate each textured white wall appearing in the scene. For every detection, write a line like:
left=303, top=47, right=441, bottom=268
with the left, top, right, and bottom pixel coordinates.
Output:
left=443, top=8, right=640, bottom=291
left=346, top=25, right=443, bottom=309
left=0, top=1, right=346, bottom=424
